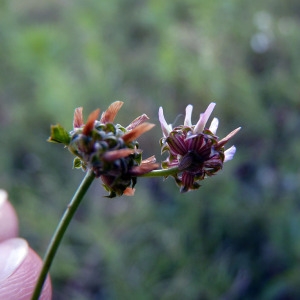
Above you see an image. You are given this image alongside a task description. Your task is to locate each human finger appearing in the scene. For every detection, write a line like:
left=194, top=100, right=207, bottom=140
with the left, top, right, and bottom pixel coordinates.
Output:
left=0, top=238, right=52, bottom=300
left=0, top=189, right=18, bottom=242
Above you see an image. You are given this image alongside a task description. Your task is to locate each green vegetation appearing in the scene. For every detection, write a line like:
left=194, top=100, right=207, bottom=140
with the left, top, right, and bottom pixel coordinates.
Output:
left=1, top=0, right=300, bottom=299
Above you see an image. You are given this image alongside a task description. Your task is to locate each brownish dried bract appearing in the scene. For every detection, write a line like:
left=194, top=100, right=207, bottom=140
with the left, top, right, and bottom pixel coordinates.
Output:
left=100, top=101, right=124, bottom=124
left=82, top=109, right=100, bottom=135
left=130, top=156, right=159, bottom=176
left=130, top=161, right=159, bottom=176
left=103, top=148, right=138, bottom=162
left=126, top=114, right=150, bottom=131
left=141, top=155, right=156, bottom=164
left=73, top=107, right=84, bottom=129
left=216, top=127, right=241, bottom=148
left=122, top=123, right=155, bottom=143
left=66, top=102, right=157, bottom=197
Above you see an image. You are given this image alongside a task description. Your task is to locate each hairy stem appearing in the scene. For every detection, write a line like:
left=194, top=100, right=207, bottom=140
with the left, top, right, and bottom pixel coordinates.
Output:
left=31, top=169, right=95, bottom=300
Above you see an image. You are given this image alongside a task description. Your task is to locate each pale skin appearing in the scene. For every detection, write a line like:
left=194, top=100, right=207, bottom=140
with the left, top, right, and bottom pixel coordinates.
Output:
left=0, top=190, right=52, bottom=300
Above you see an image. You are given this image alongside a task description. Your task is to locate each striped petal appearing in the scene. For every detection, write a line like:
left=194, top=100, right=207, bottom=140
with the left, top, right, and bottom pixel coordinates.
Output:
left=181, top=172, right=195, bottom=192
left=186, top=134, right=206, bottom=151
left=166, top=132, right=188, bottom=155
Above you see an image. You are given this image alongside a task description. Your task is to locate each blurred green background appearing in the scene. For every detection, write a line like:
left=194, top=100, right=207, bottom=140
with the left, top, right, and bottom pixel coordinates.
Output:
left=1, top=0, right=300, bottom=299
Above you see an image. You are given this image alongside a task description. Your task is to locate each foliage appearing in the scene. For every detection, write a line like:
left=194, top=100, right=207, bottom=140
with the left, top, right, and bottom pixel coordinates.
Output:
left=1, top=0, right=300, bottom=299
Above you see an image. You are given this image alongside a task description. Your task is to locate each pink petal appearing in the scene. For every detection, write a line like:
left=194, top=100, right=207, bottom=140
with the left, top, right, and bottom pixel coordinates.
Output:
left=209, top=118, right=219, bottom=134
left=194, top=103, right=216, bottom=134
left=224, top=145, right=236, bottom=162
left=159, top=107, right=172, bottom=137
left=184, top=105, right=193, bottom=126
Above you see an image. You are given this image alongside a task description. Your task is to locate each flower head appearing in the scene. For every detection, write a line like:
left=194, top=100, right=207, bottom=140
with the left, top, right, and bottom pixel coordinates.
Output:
left=49, top=101, right=158, bottom=197
left=159, top=103, right=241, bottom=192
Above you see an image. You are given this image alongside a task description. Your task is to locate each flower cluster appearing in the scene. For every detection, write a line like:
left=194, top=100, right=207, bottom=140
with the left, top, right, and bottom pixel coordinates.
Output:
left=48, top=101, right=240, bottom=196
left=159, top=103, right=241, bottom=192
left=48, top=101, right=158, bottom=197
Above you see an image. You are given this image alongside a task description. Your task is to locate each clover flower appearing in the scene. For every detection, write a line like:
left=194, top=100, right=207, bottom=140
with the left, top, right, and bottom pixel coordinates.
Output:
left=159, top=103, right=241, bottom=192
left=48, top=101, right=158, bottom=197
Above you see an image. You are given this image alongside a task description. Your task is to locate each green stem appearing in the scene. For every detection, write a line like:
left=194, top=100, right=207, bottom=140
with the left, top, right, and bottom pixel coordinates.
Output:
left=31, top=169, right=96, bottom=300
left=141, top=166, right=179, bottom=177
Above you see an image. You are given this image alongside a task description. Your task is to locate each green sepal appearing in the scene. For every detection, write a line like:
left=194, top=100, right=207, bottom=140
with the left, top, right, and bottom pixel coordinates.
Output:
left=48, top=124, right=71, bottom=145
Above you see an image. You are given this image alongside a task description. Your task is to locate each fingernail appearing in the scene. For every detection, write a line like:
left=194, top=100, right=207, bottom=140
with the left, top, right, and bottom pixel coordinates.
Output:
left=0, top=238, right=28, bottom=281
left=0, top=189, right=8, bottom=208
left=0, top=190, right=19, bottom=241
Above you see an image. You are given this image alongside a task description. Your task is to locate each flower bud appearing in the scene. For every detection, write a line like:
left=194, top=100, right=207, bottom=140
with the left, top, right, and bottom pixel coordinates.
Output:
left=159, top=103, right=241, bottom=192
left=49, top=101, right=158, bottom=197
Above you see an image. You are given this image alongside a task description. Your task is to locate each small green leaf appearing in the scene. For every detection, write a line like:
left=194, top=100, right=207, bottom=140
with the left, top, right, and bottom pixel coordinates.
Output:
left=48, top=124, right=71, bottom=145
left=73, top=157, right=82, bottom=169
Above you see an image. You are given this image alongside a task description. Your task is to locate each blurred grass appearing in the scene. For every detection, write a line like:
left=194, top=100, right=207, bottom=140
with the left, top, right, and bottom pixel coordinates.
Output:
left=1, top=0, right=300, bottom=299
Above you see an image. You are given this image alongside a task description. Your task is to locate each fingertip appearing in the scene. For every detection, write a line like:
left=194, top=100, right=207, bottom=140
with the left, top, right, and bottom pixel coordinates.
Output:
left=0, top=238, right=52, bottom=300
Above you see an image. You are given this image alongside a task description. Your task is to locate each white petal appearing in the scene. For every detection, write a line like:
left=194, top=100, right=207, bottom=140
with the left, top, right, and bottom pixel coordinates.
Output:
left=209, top=117, right=219, bottom=134
left=158, top=107, right=172, bottom=137
left=184, top=105, right=193, bottom=126
left=194, top=102, right=216, bottom=134
left=224, top=145, right=236, bottom=162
